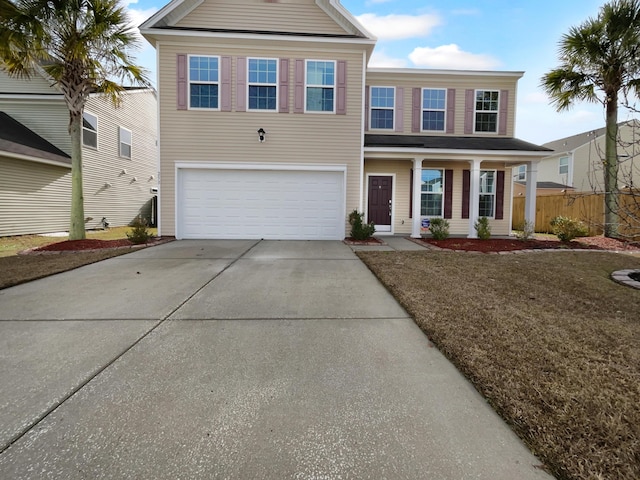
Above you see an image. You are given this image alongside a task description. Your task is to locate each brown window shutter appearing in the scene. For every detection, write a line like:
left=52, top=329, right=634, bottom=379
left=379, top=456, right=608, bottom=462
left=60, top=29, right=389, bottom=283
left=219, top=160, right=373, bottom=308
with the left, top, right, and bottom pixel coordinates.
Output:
left=279, top=58, right=290, bottom=113
left=364, top=85, right=369, bottom=131
left=409, top=168, right=413, bottom=218
left=336, top=60, right=347, bottom=115
left=294, top=59, right=304, bottom=113
left=395, top=87, right=404, bottom=132
left=444, top=169, right=453, bottom=219
left=498, top=90, right=508, bottom=135
left=464, top=89, right=474, bottom=134
left=412, top=88, right=421, bottom=133
left=495, top=170, right=505, bottom=219
left=220, top=56, right=232, bottom=112
left=446, top=89, right=455, bottom=134
left=177, top=54, right=187, bottom=110
left=236, top=57, right=246, bottom=112
left=462, top=169, right=470, bottom=219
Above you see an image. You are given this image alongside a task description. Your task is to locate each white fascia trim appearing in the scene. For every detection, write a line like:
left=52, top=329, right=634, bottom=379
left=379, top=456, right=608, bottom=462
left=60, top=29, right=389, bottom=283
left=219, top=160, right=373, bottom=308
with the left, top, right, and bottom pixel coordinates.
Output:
left=365, top=147, right=550, bottom=157
left=0, top=94, right=63, bottom=101
left=140, top=27, right=376, bottom=47
left=1, top=151, right=71, bottom=168
left=139, top=0, right=200, bottom=29
left=366, top=67, right=524, bottom=78
left=176, top=162, right=347, bottom=173
left=321, top=0, right=376, bottom=40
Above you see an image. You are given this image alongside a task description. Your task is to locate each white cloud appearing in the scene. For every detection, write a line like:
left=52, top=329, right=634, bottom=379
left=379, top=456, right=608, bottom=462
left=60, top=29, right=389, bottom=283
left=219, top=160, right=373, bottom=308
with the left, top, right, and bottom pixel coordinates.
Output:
left=355, top=13, right=441, bottom=40
left=368, top=51, right=408, bottom=68
left=408, top=44, right=500, bottom=70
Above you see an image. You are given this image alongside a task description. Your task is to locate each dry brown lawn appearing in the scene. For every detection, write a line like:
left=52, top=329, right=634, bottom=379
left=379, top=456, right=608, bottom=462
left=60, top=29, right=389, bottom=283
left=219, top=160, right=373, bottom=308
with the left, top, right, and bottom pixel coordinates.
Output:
left=358, top=250, right=640, bottom=480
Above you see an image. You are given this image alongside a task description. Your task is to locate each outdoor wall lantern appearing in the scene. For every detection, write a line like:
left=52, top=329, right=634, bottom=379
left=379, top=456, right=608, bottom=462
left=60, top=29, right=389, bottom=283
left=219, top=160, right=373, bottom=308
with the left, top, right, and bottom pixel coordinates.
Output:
left=257, top=128, right=266, bottom=143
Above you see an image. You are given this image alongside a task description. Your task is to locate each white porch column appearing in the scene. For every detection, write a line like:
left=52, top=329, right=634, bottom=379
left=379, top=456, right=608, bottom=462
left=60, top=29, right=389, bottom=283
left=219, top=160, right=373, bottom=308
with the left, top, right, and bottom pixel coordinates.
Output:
left=524, top=161, right=539, bottom=227
left=467, top=159, right=481, bottom=238
left=411, top=158, right=423, bottom=238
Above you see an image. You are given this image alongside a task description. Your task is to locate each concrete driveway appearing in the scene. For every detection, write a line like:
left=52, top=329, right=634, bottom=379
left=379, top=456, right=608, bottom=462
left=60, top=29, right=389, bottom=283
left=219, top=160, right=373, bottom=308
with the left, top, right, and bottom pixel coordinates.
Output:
left=0, top=240, right=553, bottom=479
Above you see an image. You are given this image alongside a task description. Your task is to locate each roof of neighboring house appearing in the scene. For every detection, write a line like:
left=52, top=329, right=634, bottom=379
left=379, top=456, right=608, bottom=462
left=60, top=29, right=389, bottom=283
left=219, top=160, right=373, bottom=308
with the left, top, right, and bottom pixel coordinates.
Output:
left=364, top=134, right=552, bottom=152
left=0, top=112, right=71, bottom=167
left=542, top=119, right=640, bottom=153
left=515, top=181, right=575, bottom=189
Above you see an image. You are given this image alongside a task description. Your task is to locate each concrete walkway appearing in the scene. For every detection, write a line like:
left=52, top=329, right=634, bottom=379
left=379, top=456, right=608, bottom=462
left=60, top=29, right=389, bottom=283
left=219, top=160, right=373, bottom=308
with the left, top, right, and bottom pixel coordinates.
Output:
left=0, top=240, right=553, bottom=479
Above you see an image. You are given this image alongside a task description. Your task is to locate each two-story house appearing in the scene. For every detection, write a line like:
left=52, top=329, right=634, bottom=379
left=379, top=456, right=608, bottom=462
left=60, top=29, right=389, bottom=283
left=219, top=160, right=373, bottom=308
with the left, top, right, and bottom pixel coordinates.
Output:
left=531, top=120, right=640, bottom=193
left=140, top=0, right=550, bottom=240
left=0, top=68, right=158, bottom=237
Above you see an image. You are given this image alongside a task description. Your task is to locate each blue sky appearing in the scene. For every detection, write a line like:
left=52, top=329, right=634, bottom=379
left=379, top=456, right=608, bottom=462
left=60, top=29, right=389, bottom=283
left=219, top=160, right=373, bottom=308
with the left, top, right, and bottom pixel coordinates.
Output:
left=126, top=0, right=636, bottom=145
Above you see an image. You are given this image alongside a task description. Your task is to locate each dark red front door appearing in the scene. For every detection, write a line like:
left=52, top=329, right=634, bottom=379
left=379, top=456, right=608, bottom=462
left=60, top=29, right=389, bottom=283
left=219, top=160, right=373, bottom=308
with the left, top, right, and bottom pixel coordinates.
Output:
left=368, top=176, right=392, bottom=229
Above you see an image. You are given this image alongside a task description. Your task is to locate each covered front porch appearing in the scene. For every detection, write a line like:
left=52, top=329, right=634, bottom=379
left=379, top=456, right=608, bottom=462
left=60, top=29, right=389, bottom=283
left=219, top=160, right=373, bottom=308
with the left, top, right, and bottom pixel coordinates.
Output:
left=362, top=135, right=552, bottom=238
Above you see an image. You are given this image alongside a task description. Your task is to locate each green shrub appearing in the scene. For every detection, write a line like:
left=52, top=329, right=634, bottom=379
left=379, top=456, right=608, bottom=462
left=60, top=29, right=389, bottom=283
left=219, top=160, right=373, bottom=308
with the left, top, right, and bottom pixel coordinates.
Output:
left=550, top=216, right=588, bottom=242
left=514, top=220, right=535, bottom=241
left=126, top=216, right=154, bottom=244
left=348, top=210, right=376, bottom=240
left=429, top=218, right=450, bottom=240
left=474, top=216, right=491, bottom=240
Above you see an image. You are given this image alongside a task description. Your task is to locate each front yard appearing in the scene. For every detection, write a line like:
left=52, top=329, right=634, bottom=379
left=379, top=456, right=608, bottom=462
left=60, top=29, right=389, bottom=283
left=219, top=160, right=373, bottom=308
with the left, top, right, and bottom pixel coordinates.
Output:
left=358, top=250, right=640, bottom=480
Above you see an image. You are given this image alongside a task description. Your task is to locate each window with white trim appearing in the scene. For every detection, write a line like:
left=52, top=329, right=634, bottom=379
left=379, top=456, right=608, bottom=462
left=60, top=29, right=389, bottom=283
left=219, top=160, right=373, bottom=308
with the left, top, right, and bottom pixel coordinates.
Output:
left=475, top=90, right=499, bottom=133
left=559, top=156, right=569, bottom=175
left=82, top=112, right=97, bottom=148
left=248, top=58, right=277, bottom=111
left=306, top=60, right=335, bottom=112
left=119, top=127, right=132, bottom=159
left=370, top=87, right=394, bottom=129
left=514, top=165, right=526, bottom=181
left=422, top=88, right=446, bottom=131
left=189, top=56, right=219, bottom=109
left=421, top=169, right=444, bottom=216
left=479, top=170, right=496, bottom=217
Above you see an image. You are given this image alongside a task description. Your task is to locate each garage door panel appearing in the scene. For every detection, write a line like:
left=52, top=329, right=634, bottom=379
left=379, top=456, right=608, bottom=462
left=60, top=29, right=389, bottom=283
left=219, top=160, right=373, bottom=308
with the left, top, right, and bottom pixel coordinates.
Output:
left=178, top=169, right=344, bottom=240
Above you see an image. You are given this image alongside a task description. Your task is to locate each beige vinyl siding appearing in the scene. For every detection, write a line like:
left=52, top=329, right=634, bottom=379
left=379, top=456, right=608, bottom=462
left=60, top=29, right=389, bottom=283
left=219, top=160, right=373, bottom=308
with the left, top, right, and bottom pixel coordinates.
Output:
left=364, top=159, right=512, bottom=236
left=0, top=69, right=56, bottom=95
left=157, top=43, right=365, bottom=236
left=176, top=0, right=348, bottom=36
left=365, top=71, right=519, bottom=137
left=0, top=100, right=71, bottom=154
left=0, top=156, right=71, bottom=236
left=81, top=90, right=158, bottom=230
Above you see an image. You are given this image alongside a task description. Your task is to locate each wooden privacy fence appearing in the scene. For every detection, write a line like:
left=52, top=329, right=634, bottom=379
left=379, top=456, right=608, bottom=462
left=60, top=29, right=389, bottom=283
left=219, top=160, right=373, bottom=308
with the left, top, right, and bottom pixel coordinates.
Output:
left=512, top=193, right=640, bottom=239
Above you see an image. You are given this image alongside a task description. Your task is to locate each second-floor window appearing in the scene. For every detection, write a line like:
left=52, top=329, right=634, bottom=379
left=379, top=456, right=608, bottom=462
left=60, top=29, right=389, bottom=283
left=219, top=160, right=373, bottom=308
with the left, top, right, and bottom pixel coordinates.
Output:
left=189, top=55, right=219, bottom=109
left=479, top=170, right=496, bottom=217
left=119, top=127, right=132, bottom=159
left=514, top=165, right=526, bottom=181
left=370, top=87, right=394, bottom=129
left=82, top=112, right=98, bottom=149
left=248, top=58, right=277, bottom=111
left=475, top=90, right=499, bottom=133
left=306, top=60, right=335, bottom=112
left=559, top=156, right=569, bottom=175
left=421, top=169, right=444, bottom=216
left=422, top=89, right=446, bottom=131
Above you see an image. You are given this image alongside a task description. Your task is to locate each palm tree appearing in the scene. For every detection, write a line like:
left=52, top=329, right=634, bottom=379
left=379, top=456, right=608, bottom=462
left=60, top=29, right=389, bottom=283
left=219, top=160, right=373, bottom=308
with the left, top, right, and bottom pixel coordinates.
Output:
left=541, top=0, right=640, bottom=237
left=0, top=0, right=150, bottom=239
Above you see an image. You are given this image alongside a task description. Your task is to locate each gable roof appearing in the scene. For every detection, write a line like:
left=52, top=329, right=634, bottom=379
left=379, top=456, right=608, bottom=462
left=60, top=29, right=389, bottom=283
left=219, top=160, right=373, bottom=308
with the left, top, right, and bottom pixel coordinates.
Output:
left=542, top=119, right=640, bottom=153
left=0, top=112, right=71, bottom=167
left=515, top=181, right=575, bottom=190
left=139, top=0, right=375, bottom=40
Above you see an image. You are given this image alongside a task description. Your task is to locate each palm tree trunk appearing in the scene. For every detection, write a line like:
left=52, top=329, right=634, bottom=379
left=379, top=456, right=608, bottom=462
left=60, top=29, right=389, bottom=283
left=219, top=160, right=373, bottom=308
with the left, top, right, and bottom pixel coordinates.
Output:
left=69, top=111, right=86, bottom=240
left=604, top=95, right=619, bottom=238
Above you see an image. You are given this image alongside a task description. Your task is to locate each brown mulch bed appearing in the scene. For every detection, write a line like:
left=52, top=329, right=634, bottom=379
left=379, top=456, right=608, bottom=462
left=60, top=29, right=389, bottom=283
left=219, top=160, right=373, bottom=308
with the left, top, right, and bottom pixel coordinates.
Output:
left=33, top=238, right=135, bottom=252
left=419, top=236, right=640, bottom=253
left=358, top=250, right=640, bottom=480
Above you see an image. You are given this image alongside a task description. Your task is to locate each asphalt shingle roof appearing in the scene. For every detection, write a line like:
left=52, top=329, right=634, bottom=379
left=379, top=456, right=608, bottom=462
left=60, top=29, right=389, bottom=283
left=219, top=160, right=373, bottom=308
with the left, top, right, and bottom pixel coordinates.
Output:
left=0, top=112, right=71, bottom=166
left=364, top=134, right=552, bottom=152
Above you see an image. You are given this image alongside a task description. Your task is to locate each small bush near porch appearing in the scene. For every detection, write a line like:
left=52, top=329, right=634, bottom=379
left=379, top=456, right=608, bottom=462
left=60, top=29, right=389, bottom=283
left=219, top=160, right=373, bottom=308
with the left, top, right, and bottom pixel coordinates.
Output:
left=358, top=250, right=640, bottom=480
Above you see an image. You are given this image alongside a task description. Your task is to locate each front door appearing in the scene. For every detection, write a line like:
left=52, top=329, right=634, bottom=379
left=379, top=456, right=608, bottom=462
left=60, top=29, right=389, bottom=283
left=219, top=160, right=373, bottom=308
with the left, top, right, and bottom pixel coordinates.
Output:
left=368, top=176, right=392, bottom=232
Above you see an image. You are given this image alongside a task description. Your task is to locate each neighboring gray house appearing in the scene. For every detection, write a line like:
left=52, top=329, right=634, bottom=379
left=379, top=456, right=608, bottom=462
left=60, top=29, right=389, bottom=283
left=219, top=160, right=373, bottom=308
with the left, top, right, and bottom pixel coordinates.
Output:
left=0, top=68, right=158, bottom=237
left=523, top=120, right=640, bottom=194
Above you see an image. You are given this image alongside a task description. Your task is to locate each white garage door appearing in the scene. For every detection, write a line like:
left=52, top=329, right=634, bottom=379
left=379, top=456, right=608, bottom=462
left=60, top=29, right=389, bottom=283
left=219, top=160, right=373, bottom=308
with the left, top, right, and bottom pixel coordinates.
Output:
left=177, top=168, right=345, bottom=240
